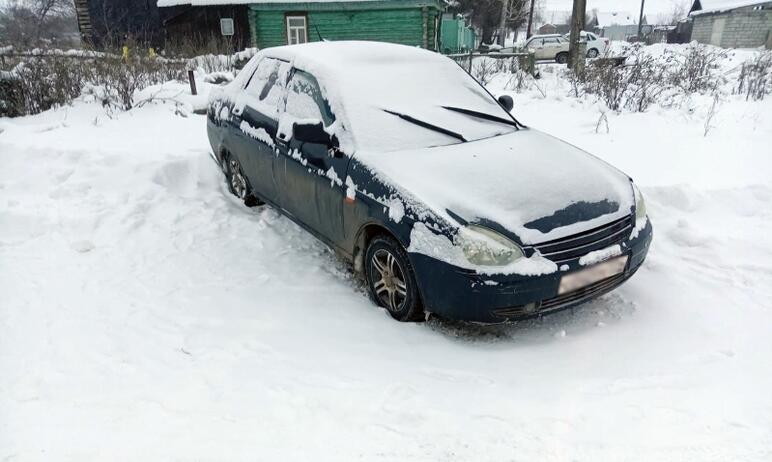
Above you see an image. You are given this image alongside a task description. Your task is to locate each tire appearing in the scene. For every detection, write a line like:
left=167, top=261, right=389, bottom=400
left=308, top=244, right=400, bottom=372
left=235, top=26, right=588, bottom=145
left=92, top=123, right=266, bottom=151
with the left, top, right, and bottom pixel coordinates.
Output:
left=222, top=152, right=262, bottom=207
left=555, top=52, right=569, bottom=64
left=587, top=48, right=599, bottom=58
left=365, top=235, right=423, bottom=322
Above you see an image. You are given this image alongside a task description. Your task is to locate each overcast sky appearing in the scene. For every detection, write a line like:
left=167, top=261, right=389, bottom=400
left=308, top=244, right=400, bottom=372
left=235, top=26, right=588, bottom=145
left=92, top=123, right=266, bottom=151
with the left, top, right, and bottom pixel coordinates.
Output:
left=542, top=0, right=692, bottom=18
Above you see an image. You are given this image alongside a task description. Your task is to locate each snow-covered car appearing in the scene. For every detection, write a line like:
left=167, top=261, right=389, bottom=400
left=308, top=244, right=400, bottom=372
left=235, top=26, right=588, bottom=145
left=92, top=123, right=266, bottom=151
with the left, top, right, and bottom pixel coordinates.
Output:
left=523, top=34, right=570, bottom=63
left=206, top=41, right=652, bottom=323
left=563, top=31, right=610, bottom=58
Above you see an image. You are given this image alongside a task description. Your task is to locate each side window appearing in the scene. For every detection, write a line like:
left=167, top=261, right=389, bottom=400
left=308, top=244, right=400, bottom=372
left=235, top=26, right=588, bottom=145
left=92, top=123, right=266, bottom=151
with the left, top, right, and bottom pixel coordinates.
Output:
left=260, top=60, right=291, bottom=107
left=244, top=58, right=277, bottom=96
left=243, top=58, right=291, bottom=118
left=285, top=70, right=335, bottom=127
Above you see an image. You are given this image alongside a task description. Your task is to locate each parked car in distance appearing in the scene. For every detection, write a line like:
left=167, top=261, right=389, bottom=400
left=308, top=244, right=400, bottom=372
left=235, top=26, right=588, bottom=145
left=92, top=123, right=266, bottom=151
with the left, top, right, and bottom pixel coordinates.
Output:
left=523, top=34, right=570, bottom=63
left=564, top=30, right=610, bottom=58
left=206, top=41, right=652, bottom=324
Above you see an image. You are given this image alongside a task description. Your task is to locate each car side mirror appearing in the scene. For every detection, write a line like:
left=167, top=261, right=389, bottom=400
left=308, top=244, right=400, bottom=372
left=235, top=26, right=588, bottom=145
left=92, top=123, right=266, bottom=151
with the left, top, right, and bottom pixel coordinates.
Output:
left=293, top=121, right=343, bottom=157
left=497, top=95, right=514, bottom=112
left=293, top=121, right=331, bottom=145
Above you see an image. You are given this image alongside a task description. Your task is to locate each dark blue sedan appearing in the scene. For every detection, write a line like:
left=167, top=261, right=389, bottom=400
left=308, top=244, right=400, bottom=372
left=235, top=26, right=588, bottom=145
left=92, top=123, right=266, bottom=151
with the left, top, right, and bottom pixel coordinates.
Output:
left=206, top=41, right=652, bottom=323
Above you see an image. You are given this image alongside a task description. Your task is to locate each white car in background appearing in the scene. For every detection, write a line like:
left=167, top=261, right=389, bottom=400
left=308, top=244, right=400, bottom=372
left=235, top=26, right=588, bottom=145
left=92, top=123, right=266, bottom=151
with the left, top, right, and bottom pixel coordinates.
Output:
left=523, top=34, right=570, bottom=63
left=564, top=31, right=610, bottom=58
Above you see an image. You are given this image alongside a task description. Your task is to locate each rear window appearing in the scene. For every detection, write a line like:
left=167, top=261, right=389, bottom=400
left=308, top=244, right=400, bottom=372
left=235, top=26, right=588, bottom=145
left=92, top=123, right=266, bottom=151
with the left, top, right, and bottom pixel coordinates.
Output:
left=242, top=57, right=291, bottom=119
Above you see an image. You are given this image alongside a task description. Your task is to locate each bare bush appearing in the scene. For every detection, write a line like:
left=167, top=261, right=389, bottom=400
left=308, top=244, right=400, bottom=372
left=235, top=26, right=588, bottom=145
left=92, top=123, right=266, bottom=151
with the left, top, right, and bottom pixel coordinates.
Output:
left=595, top=109, right=609, bottom=134
left=90, top=57, right=185, bottom=110
left=736, top=51, right=772, bottom=101
left=576, top=44, right=727, bottom=113
left=471, top=58, right=498, bottom=86
left=1, top=50, right=186, bottom=115
left=504, top=57, right=534, bottom=92
left=667, top=43, right=727, bottom=94
left=703, top=94, right=719, bottom=137
left=580, top=60, right=628, bottom=111
left=1, top=54, right=85, bottom=114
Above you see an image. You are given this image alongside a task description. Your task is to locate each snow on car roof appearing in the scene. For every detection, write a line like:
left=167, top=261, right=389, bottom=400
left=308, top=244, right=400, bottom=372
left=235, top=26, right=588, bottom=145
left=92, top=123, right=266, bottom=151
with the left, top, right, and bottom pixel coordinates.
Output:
left=256, top=41, right=517, bottom=153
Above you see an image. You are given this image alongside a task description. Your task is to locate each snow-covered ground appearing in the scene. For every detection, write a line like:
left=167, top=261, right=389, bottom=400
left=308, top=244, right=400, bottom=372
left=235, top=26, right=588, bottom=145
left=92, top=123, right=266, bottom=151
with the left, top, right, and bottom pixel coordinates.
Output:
left=1, top=50, right=772, bottom=461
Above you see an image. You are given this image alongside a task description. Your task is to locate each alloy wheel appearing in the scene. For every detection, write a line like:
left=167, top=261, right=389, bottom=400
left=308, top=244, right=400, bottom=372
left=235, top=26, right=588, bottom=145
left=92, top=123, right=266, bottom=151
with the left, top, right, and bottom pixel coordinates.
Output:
left=229, top=158, right=247, bottom=199
left=370, top=248, right=408, bottom=312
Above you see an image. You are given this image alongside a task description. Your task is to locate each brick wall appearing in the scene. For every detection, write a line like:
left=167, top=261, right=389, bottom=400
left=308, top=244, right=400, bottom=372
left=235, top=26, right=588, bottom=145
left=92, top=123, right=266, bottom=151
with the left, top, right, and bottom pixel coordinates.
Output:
left=691, top=5, right=772, bottom=48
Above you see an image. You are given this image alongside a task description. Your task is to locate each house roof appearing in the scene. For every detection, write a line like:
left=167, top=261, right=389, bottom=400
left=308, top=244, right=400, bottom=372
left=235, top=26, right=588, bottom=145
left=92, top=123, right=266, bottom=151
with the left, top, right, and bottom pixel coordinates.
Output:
left=689, top=0, right=771, bottom=16
left=594, top=11, right=638, bottom=28
left=157, top=0, right=403, bottom=6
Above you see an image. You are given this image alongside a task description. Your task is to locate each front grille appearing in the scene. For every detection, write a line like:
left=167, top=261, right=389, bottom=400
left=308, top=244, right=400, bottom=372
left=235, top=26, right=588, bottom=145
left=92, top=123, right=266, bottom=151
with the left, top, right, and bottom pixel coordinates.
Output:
left=492, top=272, right=627, bottom=319
left=531, top=214, right=633, bottom=264
left=540, top=272, right=626, bottom=311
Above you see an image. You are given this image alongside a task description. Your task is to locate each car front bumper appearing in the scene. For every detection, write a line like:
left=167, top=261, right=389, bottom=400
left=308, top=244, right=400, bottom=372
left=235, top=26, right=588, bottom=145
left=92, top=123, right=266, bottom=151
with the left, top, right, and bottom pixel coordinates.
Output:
left=409, top=220, right=653, bottom=324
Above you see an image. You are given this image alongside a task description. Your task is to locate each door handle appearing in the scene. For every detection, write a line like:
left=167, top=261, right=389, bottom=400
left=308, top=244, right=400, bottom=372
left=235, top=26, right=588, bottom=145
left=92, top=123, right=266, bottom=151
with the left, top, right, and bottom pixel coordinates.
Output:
left=276, top=132, right=289, bottom=146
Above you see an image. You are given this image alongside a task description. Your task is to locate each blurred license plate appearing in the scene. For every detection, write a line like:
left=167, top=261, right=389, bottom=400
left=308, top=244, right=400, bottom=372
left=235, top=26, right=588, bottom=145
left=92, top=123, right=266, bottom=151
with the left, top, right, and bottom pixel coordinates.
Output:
left=558, top=255, right=628, bottom=295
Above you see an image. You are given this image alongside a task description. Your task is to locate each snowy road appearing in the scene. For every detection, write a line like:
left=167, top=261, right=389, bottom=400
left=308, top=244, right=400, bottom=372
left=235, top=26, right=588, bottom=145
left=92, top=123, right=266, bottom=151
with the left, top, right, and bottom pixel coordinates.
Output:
left=1, top=90, right=772, bottom=460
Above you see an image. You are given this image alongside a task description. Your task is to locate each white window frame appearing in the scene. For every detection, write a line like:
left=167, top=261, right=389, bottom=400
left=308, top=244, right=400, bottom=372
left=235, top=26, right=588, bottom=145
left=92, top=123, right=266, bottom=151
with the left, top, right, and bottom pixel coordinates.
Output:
left=220, top=18, right=234, bottom=36
left=286, top=15, right=308, bottom=45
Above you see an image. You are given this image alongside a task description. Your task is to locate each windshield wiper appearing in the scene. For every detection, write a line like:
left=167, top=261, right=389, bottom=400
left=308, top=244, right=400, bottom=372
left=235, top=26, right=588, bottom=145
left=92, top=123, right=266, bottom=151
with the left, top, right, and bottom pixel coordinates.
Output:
left=441, top=106, right=524, bottom=129
left=383, top=109, right=467, bottom=143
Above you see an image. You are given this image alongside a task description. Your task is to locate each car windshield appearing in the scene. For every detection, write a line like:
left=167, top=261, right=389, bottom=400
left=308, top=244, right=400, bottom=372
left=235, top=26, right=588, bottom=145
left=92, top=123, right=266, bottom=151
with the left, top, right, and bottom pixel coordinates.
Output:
left=308, top=48, right=518, bottom=153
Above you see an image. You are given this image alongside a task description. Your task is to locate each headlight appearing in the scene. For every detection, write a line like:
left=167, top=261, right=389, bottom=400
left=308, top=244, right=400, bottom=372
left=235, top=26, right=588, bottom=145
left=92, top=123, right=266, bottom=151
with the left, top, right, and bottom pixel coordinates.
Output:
left=457, top=225, right=524, bottom=266
left=633, top=183, right=647, bottom=221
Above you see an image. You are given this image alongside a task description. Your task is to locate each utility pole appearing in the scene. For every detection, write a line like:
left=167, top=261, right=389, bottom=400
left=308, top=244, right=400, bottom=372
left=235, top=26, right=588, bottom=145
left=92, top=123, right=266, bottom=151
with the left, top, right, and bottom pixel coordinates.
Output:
left=498, top=0, right=509, bottom=46
left=637, top=0, right=646, bottom=40
left=526, top=0, right=536, bottom=39
left=567, top=0, right=586, bottom=69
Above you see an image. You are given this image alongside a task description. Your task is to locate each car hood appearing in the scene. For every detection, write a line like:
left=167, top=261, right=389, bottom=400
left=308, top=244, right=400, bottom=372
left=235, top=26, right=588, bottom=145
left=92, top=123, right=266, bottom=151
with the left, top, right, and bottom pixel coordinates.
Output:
left=356, top=129, right=635, bottom=245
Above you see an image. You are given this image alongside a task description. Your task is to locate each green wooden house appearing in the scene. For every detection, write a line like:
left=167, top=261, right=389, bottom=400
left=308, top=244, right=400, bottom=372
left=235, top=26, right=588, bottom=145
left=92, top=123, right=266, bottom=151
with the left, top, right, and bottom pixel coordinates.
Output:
left=248, top=0, right=445, bottom=51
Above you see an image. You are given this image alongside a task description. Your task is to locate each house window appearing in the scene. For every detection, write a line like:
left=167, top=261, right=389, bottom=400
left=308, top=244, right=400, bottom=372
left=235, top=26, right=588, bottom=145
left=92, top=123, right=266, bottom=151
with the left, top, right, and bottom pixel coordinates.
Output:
left=286, top=15, right=308, bottom=45
left=220, top=18, right=234, bottom=36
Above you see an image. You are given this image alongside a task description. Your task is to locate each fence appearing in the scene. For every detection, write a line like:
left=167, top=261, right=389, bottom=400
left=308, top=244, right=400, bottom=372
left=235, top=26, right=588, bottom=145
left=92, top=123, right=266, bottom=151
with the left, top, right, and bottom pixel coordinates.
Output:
left=448, top=50, right=538, bottom=77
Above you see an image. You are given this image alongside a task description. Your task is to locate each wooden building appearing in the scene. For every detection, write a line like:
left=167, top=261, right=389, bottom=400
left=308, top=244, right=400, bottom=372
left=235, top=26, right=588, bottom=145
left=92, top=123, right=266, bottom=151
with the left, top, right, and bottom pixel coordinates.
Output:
left=157, top=0, right=445, bottom=51
left=162, top=5, right=253, bottom=51
left=75, top=0, right=169, bottom=47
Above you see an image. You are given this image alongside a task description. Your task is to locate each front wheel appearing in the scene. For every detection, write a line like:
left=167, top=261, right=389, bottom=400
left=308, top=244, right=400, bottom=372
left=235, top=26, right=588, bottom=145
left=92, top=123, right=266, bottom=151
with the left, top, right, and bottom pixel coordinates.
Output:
left=587, top=48, right=599, bottom=58
left=555, top=52, right=569, bottom=64
left=365, top=235, right=423, bottom=322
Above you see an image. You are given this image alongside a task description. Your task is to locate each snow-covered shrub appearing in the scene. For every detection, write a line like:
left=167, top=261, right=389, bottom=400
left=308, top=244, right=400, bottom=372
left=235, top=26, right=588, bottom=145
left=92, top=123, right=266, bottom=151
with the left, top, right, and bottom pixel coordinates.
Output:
left=0, top=71, right=24, bottom=117
left=573, top=43, right=727, bottom=113
left=90, top=57, right=186, bottom=110
left=666, top=43, right=727, bottom=95
left=0, top=54, right=87, bottom=115
left=0, top=49, right=188, bottom=115
left=504, top=58, right=536, bottom=92
left=735, top=51, right=772, bottom=101
left=471, top=57, right=498, bottom=86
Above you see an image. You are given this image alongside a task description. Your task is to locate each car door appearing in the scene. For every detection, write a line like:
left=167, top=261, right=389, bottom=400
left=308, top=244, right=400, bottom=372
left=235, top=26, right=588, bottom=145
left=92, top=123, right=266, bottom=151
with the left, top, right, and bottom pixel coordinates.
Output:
left=274, top=69, right=350, bottom=246
left=541, top=37, right=562, bottom=59
left=229, top=57, right=291, bottom=204
left=525, top=38, right=542, bottom=57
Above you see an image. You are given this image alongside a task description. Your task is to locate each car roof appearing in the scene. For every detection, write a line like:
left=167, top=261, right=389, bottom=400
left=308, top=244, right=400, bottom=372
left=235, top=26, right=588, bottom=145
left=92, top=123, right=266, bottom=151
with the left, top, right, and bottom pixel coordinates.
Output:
left=241, top=40, right=514, bottom=154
